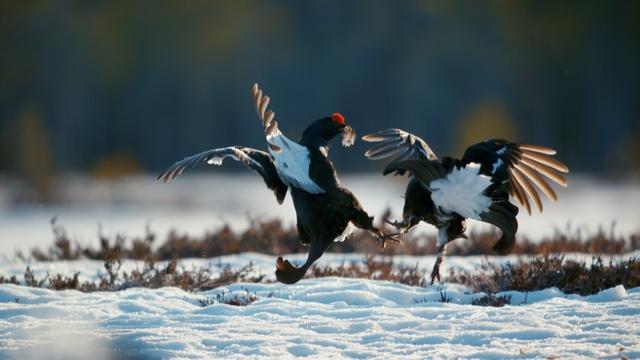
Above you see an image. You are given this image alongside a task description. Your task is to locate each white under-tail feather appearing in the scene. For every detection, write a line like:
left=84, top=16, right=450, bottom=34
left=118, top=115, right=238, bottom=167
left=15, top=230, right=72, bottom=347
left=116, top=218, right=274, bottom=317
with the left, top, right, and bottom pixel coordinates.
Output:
left=429, top=163, right=492, bottom=219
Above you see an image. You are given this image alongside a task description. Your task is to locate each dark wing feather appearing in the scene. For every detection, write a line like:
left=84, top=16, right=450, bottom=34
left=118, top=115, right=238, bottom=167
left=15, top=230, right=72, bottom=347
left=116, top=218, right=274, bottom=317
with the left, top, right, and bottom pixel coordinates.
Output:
left=363, top=129, right=437, bottom=175
left=158, top=146, right=288, bottom=204
left=479, top=201, right=519, bottom=255
left=470, top=183, right=519, bottom=255
left=462, top=139, right=569, bottom=214
left=383, top=159, right=447, bottom=188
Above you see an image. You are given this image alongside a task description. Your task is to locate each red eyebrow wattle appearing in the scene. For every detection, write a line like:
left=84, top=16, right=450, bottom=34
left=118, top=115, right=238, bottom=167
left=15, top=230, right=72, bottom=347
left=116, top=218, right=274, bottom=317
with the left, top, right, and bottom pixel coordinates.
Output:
left=331, top=112, right=345, bottom=125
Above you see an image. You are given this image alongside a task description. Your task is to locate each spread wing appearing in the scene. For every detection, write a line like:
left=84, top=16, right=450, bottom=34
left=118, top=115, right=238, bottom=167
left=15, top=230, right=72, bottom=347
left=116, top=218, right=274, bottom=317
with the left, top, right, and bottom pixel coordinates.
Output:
left=363, top=128, right=437, bottom=161
left=252, top=83, right=325, bottom=194
left=362, top=129, right=437, bottom=175
left=384, top=159, right=519, bottom=254
left=157, top=146, right=288, bottom=204
left=462, top=139, right=569, bottom=214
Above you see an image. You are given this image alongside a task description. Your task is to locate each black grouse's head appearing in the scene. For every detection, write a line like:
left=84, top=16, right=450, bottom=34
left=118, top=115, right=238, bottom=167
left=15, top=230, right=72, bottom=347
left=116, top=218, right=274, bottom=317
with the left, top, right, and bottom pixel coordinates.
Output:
left=300, top=113, right=356, bottom=147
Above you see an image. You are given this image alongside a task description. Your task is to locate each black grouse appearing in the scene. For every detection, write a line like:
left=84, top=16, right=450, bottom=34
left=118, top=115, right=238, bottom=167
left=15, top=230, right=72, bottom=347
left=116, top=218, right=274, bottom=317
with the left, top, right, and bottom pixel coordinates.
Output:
left=158, top=84, right=399, bottom=284
left=362, top=129, right=569, bottom=284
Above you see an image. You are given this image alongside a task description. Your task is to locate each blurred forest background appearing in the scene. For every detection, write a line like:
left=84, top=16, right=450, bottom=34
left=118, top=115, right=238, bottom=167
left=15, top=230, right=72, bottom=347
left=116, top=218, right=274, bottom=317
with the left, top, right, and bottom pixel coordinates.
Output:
left=1, top=1, right=639, bottom=202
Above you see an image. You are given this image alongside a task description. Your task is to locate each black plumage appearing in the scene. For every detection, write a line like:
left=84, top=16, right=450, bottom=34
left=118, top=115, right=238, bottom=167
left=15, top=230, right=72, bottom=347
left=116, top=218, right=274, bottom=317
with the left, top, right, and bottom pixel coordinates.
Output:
left=363, top=129, right=569, bottom=283
left=158, top=84, right=397, bottom=284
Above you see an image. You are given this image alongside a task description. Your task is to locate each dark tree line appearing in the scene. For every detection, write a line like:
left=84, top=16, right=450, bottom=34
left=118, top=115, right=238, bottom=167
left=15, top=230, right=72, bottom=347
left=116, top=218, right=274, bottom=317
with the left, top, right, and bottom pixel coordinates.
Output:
left=1, top=1, right=638, bottom=182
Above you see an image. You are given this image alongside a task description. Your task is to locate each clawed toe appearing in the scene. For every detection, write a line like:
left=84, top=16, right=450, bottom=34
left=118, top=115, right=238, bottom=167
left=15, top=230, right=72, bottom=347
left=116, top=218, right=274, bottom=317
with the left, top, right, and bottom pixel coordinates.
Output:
left=385, top=219, right=404, bottom=230
left=275, top=256, right=311, bottom=284
left=276, top=256, right=296, bottom=272
left=384, top=219, right=411, bottom=235
left=377, top=232, right=403, bottom=249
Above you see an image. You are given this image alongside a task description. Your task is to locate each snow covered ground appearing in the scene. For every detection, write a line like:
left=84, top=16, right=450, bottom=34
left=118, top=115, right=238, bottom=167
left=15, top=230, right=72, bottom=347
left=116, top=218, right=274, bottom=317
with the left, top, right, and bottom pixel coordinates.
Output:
left=1, top=253, right=639, bottom=359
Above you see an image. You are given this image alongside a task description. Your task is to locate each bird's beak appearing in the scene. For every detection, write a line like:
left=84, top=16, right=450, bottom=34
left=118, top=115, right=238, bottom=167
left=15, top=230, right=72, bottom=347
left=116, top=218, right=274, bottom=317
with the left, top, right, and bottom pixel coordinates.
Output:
left=341, top=125, right=356, bottom=147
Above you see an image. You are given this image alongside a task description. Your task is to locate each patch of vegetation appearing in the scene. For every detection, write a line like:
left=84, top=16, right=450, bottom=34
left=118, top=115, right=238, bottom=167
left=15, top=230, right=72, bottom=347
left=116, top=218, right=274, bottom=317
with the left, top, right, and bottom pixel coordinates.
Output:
left=4, top=217, right=639, bottom=297
left=414, top=289, right=453, bottom=304
left=0, top=258, right=264, bottom=293
left=471, top=294, right=512, bottom=307
left=448, top=255, right=640, bottom=296
left=0, top=275, right=19, bottom=285
left=3, top=253, right=637, bottom=298
left=16, top=217, right=640, bottom=262
left=308, top=255, right=425, bottom=286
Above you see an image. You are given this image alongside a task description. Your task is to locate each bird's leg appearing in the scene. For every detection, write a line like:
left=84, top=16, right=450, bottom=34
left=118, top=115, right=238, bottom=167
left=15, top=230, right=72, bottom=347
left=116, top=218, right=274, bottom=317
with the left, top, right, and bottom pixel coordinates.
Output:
left=275, top=239, right=326, bottom=284
left=351, top=209, right=403, bottom=249
left=430, top=244, right=447, bottom=285
left=430, top=227, right=450, bottom=285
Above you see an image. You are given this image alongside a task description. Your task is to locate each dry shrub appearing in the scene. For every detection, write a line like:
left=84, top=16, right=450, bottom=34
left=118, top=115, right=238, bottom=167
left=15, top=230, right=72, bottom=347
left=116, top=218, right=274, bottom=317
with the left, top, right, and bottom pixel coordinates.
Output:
left=21, top=216, right=640, bottom=263
left=2, top=255, right=639, bottom=297
left=6, top=215, right=640, bottom=296
left=519, top=226, right=628, bottom=255
left=0, top=258, right=266, bottom=293
left=308, top=255, right=425, bottom=286
left=117, top=260, right=264, bottom=292
left=444, top=225, right=633, bottom=256
left=471, top=294, right=512, bottom=307
left=448, top=255, right=640, bottom=296
left=0, top=275, right=19, bottom=285
left=23, top=267, right=45, bottom=287
left=27, top=217, right=81, bottom=261
left=414, top=289, right=453, bottom=304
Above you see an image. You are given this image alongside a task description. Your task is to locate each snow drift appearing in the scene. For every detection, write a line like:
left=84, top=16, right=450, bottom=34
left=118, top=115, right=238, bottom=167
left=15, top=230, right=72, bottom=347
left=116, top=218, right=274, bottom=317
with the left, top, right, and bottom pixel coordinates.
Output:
left=1, top=253, right=639, bottom=359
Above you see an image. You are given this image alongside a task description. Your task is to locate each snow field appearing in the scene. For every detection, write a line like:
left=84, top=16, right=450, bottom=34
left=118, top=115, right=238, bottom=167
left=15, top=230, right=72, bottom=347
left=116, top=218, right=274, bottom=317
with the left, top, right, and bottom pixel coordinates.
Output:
left=0, top=253, right=639, bottom=359
left=0, top=279, right=638, bottom=359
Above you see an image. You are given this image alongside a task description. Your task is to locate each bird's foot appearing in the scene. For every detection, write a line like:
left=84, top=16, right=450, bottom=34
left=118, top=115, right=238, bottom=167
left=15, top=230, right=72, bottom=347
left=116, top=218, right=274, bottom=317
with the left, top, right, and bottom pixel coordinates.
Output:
left=276, top=256, right=297, bottom=272
left=385, top=219, right=409, bottom=233
left=376, top=231, right=402, bottom=249
left=275, top=256, right=306, bottom=284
